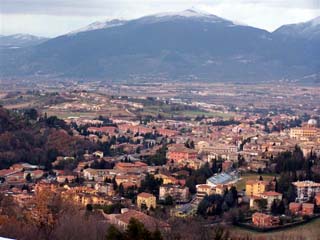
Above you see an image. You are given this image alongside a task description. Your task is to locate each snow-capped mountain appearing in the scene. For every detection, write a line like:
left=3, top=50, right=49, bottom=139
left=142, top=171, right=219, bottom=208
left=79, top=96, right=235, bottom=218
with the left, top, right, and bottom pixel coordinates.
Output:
left=0, top=34, right=49, bottom=48
left=68, top=19, right=127, bottom=35
left=0, top=9, right=318, bottom=84
left=274, top=16, right=320, bottom=40
left=136, top=9, right=234, bottom=25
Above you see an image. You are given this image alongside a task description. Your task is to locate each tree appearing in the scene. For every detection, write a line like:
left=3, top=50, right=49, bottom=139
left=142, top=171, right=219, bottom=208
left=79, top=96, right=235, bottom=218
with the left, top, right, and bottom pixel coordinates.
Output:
left=47, top=148, right=59, bottom=162
left=112, top=177, right=118, bottom=191
left=271, top=199, right=285, bottom=215
left=197, top=194, right=223, bottom=217
left=152, top=229, right=163, bottom=240
left=164, top=195, right=173, bottom=205
left=24, top=108, right=38, bottom=120
left=106, top=225, right=124, bottom=240
left=125, top=218, right=151, bottom=239
left=118, top=184, right=125, bottom=196
left=86, top=204, right=93, bottom=211
left=139, top=174, right=162, bottom=195
left=286, top=185, right=297, bottom=202
left=255, top=199, right=268, bottom=212
left=224, top=187, right=237, bottom=207
left=145, top=145, right=167, bottom=166
left=26, top=187, right=61, bottom=239
left=25, top=173, right=32, bottom=182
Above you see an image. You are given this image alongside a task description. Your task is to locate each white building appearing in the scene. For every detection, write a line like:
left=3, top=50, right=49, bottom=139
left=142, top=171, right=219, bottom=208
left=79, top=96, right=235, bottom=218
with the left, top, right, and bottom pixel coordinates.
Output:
left=292, top=181, right=320, bottom=202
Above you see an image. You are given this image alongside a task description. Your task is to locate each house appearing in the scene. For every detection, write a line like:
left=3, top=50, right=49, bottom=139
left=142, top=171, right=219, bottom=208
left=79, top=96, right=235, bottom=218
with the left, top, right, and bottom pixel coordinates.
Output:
left=222, top=160, right=233, bottom=172
left=249, top=191, right=282, bottom=209
left=183, top=158, right=205, bottom=170
left=115, top=174, right=143, bottom=188
left=290, top=126, right=318, bottom=139
left=252, top=212, right=280, bottom=227
left=87, top=126, right=118, bottom=136
left=83, top=168, right=112, bottom=181
left=292, top=181, right=320, bottom=202
left=154, top=173, right=178, bottom=185
left=114, top=161, right=148, bottom=172
left=156, top=128, right=178, bottom=137
left=95, top=183, right=116, bottom=197
left=107, top=209, right=170, bottom=232
left=167, top=145, right=197, bottom=163
left=56, top=175, right=76, bottom=183
left=6, top=172, right=25, bottom=183
left=93, top=151, right=104, bottom=158
left=159, top=185, right=190, bottom=203
left=289, top=202, right=302, bottom=215
left=289, top=202, right=314, bottom=216
left=0, top=169, right=21, bottom=178
left=196, top=184, right=214, bottom=199
left=245, top=180, right=275, bottom=197
left=302, top=203, right=314, bottom=216
left=137, top=192, right=156, bottom=210
left=24, top=170, right=44, bottom=180
left=260, top=191, right=283, bottom=208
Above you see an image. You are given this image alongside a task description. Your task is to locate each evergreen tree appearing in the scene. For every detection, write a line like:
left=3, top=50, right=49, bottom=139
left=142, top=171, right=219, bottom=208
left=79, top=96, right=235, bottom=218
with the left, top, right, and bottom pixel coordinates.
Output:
left=106, top=225, right=124, bottom=240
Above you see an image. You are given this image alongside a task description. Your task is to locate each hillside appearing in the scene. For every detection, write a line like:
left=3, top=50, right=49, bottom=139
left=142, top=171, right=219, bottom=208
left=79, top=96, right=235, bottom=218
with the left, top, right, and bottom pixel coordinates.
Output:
left=0, top=107, right=96, bottom=169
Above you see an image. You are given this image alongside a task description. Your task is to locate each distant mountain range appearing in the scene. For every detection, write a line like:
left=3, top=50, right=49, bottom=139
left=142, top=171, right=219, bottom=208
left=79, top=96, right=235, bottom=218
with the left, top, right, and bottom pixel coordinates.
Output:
left=0, top=9, right=319, bottom=84
left=0, top=34, right=49, bottom=48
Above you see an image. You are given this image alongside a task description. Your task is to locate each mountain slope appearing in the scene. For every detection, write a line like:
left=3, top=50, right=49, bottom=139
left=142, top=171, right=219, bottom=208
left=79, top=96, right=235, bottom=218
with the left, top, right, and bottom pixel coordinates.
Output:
left=0, top=10, right=319, bottom=83
left=68, top=19, right=127, bottom=35
left=273, top=16, right=320, bottom=40
left=0, top=34, right=49, bottom=48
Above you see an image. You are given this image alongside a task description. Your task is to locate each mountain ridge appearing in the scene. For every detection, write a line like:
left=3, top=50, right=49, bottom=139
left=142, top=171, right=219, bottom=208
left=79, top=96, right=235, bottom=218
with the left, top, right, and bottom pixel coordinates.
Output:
left=0, top=10, right=319, bottom=84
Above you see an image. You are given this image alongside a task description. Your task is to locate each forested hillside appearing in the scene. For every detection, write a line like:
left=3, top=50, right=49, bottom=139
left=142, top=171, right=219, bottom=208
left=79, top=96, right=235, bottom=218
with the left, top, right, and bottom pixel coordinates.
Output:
left=0, top=106, right=97, bottom=169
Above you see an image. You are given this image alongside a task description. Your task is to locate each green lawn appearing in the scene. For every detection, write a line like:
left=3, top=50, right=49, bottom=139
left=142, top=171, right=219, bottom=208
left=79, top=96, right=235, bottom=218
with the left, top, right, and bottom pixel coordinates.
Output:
left=141, top=105, right=237, bottom=119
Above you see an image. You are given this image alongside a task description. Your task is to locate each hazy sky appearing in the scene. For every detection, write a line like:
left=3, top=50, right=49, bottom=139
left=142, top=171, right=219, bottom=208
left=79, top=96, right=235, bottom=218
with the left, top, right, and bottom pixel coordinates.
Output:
left=1, top=0, right=320, bottom=37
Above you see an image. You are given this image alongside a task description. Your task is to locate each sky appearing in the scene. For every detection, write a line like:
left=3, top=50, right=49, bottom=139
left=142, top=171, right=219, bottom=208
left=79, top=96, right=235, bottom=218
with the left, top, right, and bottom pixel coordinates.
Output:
left=1, top=0, right=320, bottom=37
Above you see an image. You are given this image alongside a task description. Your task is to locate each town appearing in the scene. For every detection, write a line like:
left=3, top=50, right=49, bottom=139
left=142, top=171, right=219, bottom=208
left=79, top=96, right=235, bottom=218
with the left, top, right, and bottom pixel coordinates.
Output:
left=0, top=85, right=319, bottom=240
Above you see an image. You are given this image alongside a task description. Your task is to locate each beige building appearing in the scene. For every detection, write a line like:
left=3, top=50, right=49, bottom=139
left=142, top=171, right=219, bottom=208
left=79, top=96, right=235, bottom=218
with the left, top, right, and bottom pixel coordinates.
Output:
left=159, top=185, right=189, bottom=203
left=290, top=127, right=318, bottom=139
left=137, top=192, right=156, bottom=210
left=246, top=180, right=274, bottom=196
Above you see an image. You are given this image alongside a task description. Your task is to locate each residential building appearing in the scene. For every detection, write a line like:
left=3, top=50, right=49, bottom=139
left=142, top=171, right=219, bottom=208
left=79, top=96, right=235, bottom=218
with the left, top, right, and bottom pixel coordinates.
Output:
left=302, top=203, right=314, bottom=216
left=196, top=184, right=214, bottom=198
left=159, top=185, right=190, bottom=203
left=260, top=191, right=283, bottom=208
left=290, top=127, right=318, bottom=139
left=115, top=161, right=148, bottom=172
left=137, top=192, right=156, bottom=210
left=289, top=202, right=315, bottom=216
left=167, top=145, right=197, bottom=163
left=292, top=181, right=320, bottom=202
left=245, top=180, right=275, bottom=197
left=289, top=202, right=301, bottom=215
left=252, top=212, right=280, bottom=227
left=107, top=209, right=170, bottom=232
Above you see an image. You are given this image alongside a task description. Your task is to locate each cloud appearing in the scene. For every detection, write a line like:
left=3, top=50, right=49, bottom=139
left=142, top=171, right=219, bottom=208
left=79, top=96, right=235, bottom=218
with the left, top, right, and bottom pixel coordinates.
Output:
left=0, top=0, right=319, bottom=37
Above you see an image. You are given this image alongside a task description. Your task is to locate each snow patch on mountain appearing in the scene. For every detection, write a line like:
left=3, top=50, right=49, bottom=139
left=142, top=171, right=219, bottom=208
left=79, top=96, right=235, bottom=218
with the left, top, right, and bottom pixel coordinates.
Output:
left=137, top=9, right=235, bottom=25
left=68, top=19, right=127, bottom=35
